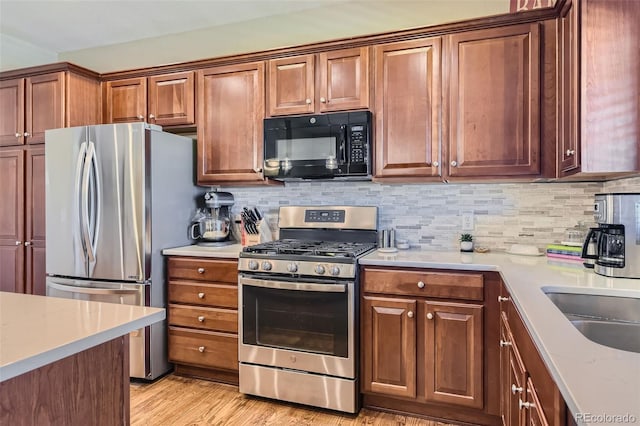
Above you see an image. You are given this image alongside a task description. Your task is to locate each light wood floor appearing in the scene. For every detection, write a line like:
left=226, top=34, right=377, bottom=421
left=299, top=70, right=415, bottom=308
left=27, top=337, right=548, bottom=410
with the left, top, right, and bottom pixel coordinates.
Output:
left=130, top=374, right=456, bottom=426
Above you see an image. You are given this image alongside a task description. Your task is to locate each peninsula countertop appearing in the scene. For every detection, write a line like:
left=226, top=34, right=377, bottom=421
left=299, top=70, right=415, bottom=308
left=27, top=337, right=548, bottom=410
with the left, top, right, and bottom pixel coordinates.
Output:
left=359, top=249, right=640, bottom=425
left=0, top=292, right=165, bottom=382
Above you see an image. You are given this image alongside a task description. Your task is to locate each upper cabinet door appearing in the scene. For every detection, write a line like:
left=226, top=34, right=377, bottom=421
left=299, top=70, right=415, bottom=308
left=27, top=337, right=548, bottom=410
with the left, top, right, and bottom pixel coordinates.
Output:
left=374, top=38, right=442, bottom=179
left=26, top=72, right=65, bottom=144
left=267, top=55, right=315, bottom=116
left=0, top=78, right=25, bottom=146
left=447, top=23, right=541, bottom=178
left=197, top=62, right=265, bottom=184
left=147, top=71, right=195, bottom=126
left=318, top=47, right=370, bottom=113
left=103, top=77, right=147, bottom=123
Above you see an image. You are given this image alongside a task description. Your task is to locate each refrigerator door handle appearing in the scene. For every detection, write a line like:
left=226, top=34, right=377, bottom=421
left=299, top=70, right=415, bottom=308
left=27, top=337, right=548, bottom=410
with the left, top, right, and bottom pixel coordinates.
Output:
left=81, top=142, right=96, bottom=263
left=47, top=281, right=143, bottom=297
left=75, top=142, right=88, bottom=260
left=88, top=141, right=101, bottom=262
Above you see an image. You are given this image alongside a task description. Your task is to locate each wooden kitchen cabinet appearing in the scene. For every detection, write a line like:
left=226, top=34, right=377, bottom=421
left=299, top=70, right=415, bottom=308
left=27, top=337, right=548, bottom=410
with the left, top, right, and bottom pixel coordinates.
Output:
left=558, top=0, right=640, bottom=177
left=447, top=23, right=541, bottom=179
left=0, top=146, right=46, bottom=295
left=267, top=47, right=370, bottom=116
left=373, top=38, right=442, bottom=179
left=167, top=256, right=239, bottom=385
left=361, top=266, right=500, bottom=425
left=103, top=71, right=195, bottom=127
left=197, top=62, right=266, bottom=185
left=498, top=285, right=566, bottom=426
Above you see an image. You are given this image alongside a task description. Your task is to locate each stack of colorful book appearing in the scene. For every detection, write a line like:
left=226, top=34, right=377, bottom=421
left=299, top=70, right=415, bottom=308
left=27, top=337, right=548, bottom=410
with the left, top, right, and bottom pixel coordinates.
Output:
left=546, top=244, right=583, bottom=261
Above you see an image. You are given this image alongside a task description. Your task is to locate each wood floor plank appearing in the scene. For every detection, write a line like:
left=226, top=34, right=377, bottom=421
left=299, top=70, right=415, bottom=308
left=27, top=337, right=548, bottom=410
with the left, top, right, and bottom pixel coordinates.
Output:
left=130, top=374, right=457, bottom=425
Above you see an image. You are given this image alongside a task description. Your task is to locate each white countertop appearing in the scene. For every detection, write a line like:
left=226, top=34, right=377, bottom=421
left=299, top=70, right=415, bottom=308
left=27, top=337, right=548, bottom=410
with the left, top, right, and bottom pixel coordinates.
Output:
left=360, top=249, right=640, bottom=425
left=162, top=243, right=243, bottom=258
left=0, top=292, right=165, bottom=382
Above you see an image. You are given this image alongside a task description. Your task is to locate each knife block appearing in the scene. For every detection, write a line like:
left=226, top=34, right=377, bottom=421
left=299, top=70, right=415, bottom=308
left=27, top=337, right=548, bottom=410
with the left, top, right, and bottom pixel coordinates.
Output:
left=241, top=218, right=272, bottom=247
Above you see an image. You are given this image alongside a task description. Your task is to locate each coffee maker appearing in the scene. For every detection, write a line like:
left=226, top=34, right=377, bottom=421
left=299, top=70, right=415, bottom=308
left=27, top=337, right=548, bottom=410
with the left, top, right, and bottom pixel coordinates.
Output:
left=189, top=190, right=235, bottom=246
left=581, top=193, right=640, bottom=279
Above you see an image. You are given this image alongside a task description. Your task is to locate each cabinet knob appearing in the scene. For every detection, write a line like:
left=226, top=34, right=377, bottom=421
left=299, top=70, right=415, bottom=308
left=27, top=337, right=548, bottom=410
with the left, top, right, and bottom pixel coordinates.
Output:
left=137, top=115, right=144, bottom=120
left=197, top=292, right=205, bottom=299
left=417, top=281, right=425, bottom=289
left=320, top=97, right=326, bottom=103
left=198, top=346, right=205, bottom=353
left=197, top=267, right=205, bottom=274
left=498, top=296, right=510, bottom=302
left=450, top=160, right=458, bottom=167
left=24, top=241, right=31, bottom=246
left=519, top=399, right=534, bottom=410
left=566, top=149, right=575, bottom=156
left=15, top=241, right=22, bottom=246
left=305, top=98, right=312, bottom=105
left=197, top=316, right=205, bottom=322
left=149, top=113, right=155, bottom=120
left=500, top=339, right=512, bottom=347
left=426, top=312, right=434, bottom=320
left=23, top=132, right=30, bottom=137
left=511, top=384, right=523, bottom=395
left=15, top=132, right=21, bottom=138
left=407, top=311, right=414, bottom=318
left=432, top=161, right=439, bottom=167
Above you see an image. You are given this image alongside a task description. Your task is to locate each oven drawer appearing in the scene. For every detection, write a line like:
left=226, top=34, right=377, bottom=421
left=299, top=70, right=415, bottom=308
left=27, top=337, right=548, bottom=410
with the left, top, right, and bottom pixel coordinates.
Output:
left=168, top=257, right=238, bottom=283
left=168, top=327, right=238, bottom=371
left=362, top=268, right=484, bottom=301
left=169, top=304, right=238, bottom=333
left=169, top=281, right=238, bottom=308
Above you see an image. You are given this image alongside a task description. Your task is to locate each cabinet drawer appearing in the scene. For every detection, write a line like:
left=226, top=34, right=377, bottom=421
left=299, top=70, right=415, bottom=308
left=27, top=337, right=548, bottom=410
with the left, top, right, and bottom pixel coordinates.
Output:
left=169, top=281, right=238, bottom=308
left=362, top=268, right=483, bottom=301
left=168, top=326, right=238, bottom=371
left=168, top=257, right=238, bottom=283
left=169, top=304, right=237, bottom=333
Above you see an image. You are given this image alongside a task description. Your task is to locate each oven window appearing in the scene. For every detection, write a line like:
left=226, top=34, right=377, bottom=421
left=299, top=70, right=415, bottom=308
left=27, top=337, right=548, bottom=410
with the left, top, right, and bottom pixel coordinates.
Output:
left=276, top=137, right=336, bottom=160
left=242, top=285, right=348, bottom=357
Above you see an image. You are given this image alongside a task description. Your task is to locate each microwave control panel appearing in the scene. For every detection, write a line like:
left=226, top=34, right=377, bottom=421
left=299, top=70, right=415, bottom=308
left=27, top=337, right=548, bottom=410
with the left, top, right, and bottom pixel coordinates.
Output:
left=349, top=125, right=368, bottom=164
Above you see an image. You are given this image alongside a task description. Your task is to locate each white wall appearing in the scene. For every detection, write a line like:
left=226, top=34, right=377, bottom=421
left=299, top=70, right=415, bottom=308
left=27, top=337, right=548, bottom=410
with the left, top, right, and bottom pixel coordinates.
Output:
left=0, top=33, right=58, bottom=71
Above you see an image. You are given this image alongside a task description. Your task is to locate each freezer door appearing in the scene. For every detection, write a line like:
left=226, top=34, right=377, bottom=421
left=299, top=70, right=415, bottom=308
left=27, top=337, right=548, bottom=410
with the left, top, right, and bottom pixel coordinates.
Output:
left=46, top=277, right=150, bottom=379
left=88, top=123, right=149, bottom=281
left=45, top=126, right=89, bottom=277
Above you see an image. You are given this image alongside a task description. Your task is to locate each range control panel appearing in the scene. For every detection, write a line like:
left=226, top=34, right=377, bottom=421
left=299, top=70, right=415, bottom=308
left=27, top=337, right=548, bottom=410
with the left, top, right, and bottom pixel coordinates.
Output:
left=304, top=209, right=346, bottom=223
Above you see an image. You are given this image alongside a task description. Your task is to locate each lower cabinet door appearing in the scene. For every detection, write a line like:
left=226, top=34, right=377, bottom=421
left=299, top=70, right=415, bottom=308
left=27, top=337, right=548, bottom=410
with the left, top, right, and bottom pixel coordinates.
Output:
left=423, top=301, right=483, bottom=408
left=168, top=326, right=238, bottom=372
left=362, top=295, right=417, bottom=398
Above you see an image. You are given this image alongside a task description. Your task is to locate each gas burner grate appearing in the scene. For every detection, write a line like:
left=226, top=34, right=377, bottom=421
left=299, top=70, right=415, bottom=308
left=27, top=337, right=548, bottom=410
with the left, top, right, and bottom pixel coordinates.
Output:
left=243, top=239, right=376, bottom=258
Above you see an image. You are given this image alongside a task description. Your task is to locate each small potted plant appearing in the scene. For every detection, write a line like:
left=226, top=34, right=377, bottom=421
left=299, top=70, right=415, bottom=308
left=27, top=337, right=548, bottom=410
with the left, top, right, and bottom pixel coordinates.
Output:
left=459, top=233, right=474, bottom=252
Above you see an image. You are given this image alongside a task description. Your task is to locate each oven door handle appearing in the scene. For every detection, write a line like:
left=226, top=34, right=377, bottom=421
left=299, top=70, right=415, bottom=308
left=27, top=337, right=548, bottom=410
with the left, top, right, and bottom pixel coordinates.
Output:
left=241, top=277, right=347, bottom=293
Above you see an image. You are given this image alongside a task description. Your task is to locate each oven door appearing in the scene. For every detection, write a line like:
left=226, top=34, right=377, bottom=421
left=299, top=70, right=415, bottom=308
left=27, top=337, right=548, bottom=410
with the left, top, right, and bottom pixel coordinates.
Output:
left=238, top=274, right=355, bottom=378
left=263, top=123, right=347, bottom=179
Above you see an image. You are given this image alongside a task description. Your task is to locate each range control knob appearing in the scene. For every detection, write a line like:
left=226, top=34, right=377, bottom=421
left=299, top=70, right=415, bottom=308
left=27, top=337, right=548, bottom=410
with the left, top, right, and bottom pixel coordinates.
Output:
left=248, top=260, right=259, bottom=270
left=261, top=261, right=273, bottom=271
left=287, top=263, right=298, bottom=273
left=329, top=266, right=341, bottom=276
left=315, top=265, right=326, bottom=275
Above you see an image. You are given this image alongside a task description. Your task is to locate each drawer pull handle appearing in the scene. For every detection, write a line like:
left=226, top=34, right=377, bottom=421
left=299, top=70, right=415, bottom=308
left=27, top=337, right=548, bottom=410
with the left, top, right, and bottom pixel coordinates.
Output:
left=500, top=339, right=512, bottom=347
left=417, top=281, right=425, bottom=289
left=407, top=311, right=414, bottom=318
left=198, top=346, right=205, bottom=353
left=197, top=267, right=205, bottom=274
left=426, top=312, right=434, bottom=320
left=197, top=316, right=205, bottom=322
left=498, top=296, right=510, bottom=302
left=197, top=292, right=205, bottom=299
left=511, top=384, right=523, bottom=395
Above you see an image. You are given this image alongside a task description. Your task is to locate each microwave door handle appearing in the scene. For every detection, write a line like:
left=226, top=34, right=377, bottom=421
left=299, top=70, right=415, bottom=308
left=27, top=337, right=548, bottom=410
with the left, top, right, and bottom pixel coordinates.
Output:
left=340, top=125, right=347, bottom=163
left=581, top=228, right=599, bottom=259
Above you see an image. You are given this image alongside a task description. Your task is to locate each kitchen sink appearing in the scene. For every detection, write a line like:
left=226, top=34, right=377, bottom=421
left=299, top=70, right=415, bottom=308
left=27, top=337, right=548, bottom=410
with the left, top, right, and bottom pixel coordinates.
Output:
left=544, top=291, right=640, bottom=353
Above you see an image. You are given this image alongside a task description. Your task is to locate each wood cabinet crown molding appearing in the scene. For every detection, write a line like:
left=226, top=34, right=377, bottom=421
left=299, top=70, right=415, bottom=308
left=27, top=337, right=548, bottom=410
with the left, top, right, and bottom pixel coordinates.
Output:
left=0, top=62, right=99, bottom=81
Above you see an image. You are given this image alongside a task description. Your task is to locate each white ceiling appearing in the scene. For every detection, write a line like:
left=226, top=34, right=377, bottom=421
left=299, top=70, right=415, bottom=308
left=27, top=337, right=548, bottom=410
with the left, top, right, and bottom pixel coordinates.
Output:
left=0, top=0, right=353, bottom=53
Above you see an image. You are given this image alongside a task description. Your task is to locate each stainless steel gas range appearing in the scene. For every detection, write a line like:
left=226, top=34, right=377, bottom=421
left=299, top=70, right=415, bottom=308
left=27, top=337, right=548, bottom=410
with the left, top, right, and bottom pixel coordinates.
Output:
left=237, top=205, right=378, bottom=413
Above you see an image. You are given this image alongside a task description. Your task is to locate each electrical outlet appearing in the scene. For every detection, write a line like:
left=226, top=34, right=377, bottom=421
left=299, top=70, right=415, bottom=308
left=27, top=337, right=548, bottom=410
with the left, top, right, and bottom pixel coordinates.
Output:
left=462, top=212, right=474, bottom=231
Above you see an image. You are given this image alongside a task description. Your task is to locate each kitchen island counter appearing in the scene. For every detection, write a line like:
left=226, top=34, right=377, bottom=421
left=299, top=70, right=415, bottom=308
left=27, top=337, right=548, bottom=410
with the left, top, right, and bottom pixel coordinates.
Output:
left=359, top=249, right=640, bottom=425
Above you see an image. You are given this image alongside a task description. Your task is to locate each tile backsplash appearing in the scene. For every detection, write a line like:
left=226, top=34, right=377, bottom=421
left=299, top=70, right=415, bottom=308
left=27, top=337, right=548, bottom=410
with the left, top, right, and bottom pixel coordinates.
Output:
left=220, top=176, right=639, bottom=251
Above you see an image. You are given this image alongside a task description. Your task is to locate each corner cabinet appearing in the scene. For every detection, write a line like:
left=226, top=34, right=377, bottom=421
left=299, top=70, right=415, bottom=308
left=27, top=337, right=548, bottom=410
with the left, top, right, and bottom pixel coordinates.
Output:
left=361, top=266, right=501, bottom=425
left=102, top=71, right=195, bottom=127
left=267, top=47, right=370, bottom=116
left=373, top=38, right=442, bottom=179
left=196, top=62, right=266, bottom=185
left=167, top=256, right=239, bottom=385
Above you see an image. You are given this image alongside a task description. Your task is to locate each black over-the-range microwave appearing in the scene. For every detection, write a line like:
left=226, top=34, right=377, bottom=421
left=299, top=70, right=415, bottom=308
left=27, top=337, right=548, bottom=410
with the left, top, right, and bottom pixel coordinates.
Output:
left=263, top=111, right=372, bottom=181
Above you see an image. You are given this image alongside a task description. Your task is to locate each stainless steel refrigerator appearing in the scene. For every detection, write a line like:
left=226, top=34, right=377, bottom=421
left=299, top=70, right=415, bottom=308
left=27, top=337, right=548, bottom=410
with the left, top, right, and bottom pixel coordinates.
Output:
left=45, top=122, right=200, bottom=380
